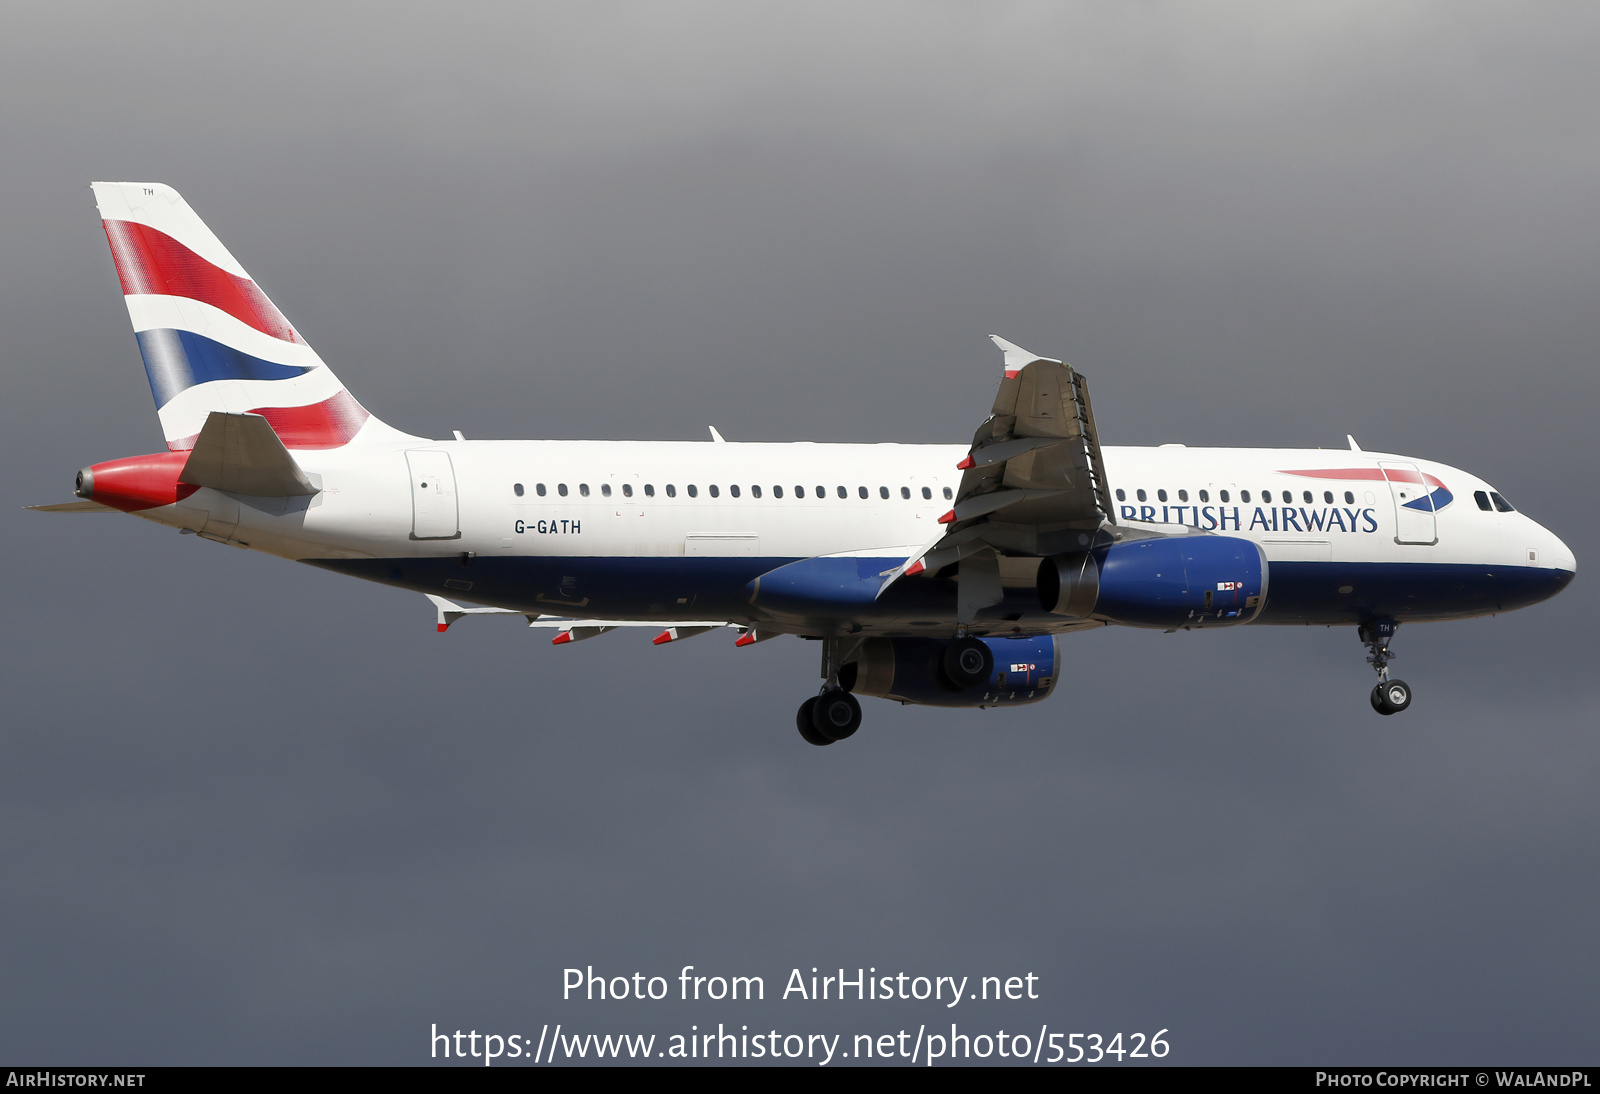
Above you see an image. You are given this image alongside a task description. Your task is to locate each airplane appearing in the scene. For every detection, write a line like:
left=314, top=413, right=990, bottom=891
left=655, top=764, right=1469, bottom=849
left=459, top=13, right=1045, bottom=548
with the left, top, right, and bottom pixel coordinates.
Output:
left=33, top=182, right=1577, bottom=745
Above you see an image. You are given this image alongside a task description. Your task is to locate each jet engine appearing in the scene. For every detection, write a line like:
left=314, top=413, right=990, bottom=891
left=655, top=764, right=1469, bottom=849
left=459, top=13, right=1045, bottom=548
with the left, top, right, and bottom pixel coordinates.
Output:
left=1038, top=535, right=1267, bottom=628
left=845, top=635, right=1059, bottom=708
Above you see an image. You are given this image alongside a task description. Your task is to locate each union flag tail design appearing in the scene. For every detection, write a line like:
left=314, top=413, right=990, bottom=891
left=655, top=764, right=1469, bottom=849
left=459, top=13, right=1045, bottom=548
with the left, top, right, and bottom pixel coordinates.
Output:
left=92, top=182, right=406, bottom=451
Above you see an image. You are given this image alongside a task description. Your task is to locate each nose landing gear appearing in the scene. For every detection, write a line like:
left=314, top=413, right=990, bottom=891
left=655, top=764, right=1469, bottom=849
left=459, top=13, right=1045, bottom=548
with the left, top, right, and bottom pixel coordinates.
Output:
left=1360, top=619, right=1413, bottom=716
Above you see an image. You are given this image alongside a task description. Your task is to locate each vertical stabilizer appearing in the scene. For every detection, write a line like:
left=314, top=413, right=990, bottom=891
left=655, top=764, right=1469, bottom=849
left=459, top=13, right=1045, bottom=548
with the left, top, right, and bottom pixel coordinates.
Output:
left=91, top=182, right=411, bottom=450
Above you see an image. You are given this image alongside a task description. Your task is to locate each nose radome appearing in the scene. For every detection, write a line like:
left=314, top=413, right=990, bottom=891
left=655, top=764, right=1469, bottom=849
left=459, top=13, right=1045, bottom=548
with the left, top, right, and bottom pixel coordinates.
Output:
left=1546, top=531, right=1576, bottom=574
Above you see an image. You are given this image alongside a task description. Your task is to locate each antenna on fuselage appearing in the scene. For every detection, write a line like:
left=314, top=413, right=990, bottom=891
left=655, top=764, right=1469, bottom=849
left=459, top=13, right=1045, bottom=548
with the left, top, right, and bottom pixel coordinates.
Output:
left=1347, top=435, right=1363, bottom=451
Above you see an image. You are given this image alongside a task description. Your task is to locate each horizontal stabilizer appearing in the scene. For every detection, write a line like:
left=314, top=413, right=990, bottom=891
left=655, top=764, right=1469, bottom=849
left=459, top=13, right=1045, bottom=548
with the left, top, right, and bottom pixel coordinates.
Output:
left=180, top=412, right=318, bottom=496
left=26, top=500, right=117, bottom=513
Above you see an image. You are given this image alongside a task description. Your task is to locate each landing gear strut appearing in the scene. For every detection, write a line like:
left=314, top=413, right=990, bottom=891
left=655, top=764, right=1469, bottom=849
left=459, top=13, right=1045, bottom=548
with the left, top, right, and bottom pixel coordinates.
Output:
left=1360, top=619, right=1412, bottom=716
left=796, top=636, right=865, bottom=746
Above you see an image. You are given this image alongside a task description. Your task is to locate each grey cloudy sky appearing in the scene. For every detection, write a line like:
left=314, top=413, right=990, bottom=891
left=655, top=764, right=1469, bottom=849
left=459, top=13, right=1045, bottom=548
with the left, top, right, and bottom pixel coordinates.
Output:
left=2, top=1, right=1596, bottom=1065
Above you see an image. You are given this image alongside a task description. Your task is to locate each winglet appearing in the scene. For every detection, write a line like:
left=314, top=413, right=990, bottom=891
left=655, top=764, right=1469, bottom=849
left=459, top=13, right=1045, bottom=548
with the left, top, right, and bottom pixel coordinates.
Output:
left=709, top=426, right=726, bottom=443
left=988, top=335, right=1060, bottom=379
left=425, top=593, right=523, bottom=632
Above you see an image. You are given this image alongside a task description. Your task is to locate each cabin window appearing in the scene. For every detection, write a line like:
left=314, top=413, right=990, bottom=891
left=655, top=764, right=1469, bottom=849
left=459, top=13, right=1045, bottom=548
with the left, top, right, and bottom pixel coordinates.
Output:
left=1302, top=490, right=1313, bottom=503
left=687, top=484, right=698, bottom=498
left=858, top=486, right=868, bottom=499
left=1136, top=489, right=1147, bottom=502
left=943, top=487, right=953, bottom=500
left=1199, top=489, right=1210, bottom=502
left=901, top=486, right=911, bottom=499
left=1344, top=491, right=1355, bottom=504
left=1264, top=490, right=1275, bottom=503
left=1157, top=489, right=1168, bottom=502
left=558, top=483, right=569, bottom=497
left=513, top=483, right=524, bottom=497
left=1475, top=490, right=1492, bottom=511
left=708, top=485, right=719, bottom=498
left=1178, top=489, right=1188, bottom=502
left=1323, top=490, right=1334, bottom=504
left=774, top=485, right=784, bottom=498
left=750, top=485, right=760, bottom=498
left=600, top=484, right=611, bottom=497
left=879, top=486, right=889, bottom=499
left=536, top=483, right=547, bottom=496
left=665, top=484, right=676, bottom=497
left=730, top=484, right=740, bottom=498
left=578, top=483, right=590, bottom=497
left=644, top=484, right=655, bottom=497
left=622, top=484, right=633, bottom=497
left=816, top=486, right=826, bottom=498
left=1241, top=490, right=1251, bottom=503
left=1490, top=492, right=1515, bottom=513
left=922, top=486, right=932, bottom=499
left=1116, top=488, right=1126, bottom=502
left=836, top=485, right=846, bottom=498
left=1220, top=490, right=1230, bottom=502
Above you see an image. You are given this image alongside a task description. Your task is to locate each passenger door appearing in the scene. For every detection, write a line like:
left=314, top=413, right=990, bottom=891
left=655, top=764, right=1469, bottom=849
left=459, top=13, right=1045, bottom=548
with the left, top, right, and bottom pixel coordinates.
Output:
left=1380, top=461, right=1437, bottom=545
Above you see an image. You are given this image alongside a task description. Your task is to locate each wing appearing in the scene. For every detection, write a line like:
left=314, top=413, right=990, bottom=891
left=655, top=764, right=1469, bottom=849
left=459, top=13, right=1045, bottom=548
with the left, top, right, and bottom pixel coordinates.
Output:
left=423, top=595, right=737, bottom=645
left=889, top=336, right=1114, bottom=585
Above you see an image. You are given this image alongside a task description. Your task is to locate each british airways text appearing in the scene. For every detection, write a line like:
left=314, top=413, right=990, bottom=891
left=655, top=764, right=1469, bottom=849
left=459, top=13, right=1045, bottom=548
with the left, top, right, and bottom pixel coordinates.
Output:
left=1118, top=505, right=1380, bottom=533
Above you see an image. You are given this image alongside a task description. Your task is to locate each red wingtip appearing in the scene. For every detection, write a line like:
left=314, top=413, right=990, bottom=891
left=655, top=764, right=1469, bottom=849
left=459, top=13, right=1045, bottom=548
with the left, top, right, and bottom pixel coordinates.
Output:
left=652, top=630, right=674, bottom=645
left=1004, top=369, right=1021, bottom=379
left=734, top=632, right=755, bottom=647
left=436, top=623, right=449, bottom=633
left=551, top=632, right=572, bottom=645
left=905, top=559, right=925, bottom=576
left=938, top=509, right=957, bottom=524
left=956, top=455, right=974, bottom=470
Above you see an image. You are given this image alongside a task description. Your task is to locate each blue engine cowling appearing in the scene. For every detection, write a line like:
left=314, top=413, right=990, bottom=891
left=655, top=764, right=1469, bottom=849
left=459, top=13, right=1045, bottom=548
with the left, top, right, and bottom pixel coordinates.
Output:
left=847, top=636, right=1060, bottom=708
left=1038, top=535, right=1268, bottom=628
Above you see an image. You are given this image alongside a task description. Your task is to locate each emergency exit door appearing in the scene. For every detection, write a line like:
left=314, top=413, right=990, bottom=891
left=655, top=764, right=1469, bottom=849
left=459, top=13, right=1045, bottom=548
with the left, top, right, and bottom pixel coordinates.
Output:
left=406, top=450, right=459, bottom=539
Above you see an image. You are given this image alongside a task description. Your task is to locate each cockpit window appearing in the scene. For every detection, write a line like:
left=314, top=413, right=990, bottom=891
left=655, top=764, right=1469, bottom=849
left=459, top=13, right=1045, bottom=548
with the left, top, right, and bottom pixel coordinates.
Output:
left=1490, top=491, right=1515, bottom=513
left=1474, top=490, right=1492, bottom=511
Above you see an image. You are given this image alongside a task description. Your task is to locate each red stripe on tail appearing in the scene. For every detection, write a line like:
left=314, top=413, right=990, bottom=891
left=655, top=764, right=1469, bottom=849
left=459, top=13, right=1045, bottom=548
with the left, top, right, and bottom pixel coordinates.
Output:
left=248, top=390, right=370, bottom=449
left=102, top=220, right=299, bottom=343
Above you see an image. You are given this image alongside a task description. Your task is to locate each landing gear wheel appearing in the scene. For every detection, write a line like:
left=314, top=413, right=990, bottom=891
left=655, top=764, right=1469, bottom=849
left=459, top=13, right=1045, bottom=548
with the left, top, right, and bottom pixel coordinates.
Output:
left=941, top=636, right=993, bottom=690
left=1371, top=679, right=1412, bottom=716
left=812, top=689, right=862, bottom=741
left=796, top=697, right=833, bottom=745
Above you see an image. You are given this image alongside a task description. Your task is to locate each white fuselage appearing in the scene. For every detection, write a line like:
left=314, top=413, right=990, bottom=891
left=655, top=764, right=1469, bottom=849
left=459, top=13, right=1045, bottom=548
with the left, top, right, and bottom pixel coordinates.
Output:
left=128, top=438, right=1574, bottom=633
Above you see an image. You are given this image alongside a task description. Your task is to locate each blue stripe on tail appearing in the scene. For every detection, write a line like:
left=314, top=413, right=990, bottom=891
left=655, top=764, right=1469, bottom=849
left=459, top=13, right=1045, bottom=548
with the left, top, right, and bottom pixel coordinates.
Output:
left=134, top=328, right=312, bottom=407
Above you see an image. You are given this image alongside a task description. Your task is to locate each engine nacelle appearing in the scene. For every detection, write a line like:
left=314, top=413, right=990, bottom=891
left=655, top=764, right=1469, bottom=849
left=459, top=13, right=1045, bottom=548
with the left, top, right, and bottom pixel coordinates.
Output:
left=1038, top=535, right=1267, bottom=628
left=847, top=636, right=1059, bottom=708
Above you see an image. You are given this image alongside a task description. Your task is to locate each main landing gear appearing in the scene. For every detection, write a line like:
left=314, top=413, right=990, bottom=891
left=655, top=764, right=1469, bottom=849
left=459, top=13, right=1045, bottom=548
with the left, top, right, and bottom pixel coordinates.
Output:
left=797, top=690, right=861, bottom=746
left=797, top=634, right=865, bottom=746
left=1361, top=619, right=1413, bottom=716
left=795, top=632, right=997, bottom=745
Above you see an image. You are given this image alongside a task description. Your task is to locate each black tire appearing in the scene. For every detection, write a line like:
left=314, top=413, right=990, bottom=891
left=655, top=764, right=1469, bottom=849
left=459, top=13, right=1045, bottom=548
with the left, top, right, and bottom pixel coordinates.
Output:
left=796, top=698, right=833, bottom=745
left=1371, top=679, right=1412, bottom=715
left=941, top=636, right=993, bottom=690
left=1380, top=679, right=1411, bottom=714
left=811, top=689, right=862, bottom=741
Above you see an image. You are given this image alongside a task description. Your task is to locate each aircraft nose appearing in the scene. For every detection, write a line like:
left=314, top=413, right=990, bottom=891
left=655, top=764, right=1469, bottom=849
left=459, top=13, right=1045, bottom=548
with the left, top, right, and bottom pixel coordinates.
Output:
left=1546, top=529, right=1576, bottom=575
